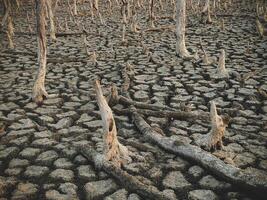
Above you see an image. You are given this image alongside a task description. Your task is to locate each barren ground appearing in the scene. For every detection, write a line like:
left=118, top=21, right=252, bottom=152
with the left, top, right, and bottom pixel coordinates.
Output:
left=0, top=1, right=267, bottom=200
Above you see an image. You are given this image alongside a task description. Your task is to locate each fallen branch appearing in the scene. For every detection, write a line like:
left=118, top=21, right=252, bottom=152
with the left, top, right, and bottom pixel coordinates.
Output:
left=113, top=107, right=209, bottom=121
left=118, top=95, right=175, bottom=111
left=131, top=108, right=267, bottom=192
left=120, top=57, right=267, bottom=193
left=74, top=144, right=174, bottom=200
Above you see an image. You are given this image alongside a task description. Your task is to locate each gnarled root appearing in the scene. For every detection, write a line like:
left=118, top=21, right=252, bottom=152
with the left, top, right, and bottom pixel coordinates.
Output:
left=196, top=101, right=230, bottom=151
left=95, top=80, right=131, bottom=167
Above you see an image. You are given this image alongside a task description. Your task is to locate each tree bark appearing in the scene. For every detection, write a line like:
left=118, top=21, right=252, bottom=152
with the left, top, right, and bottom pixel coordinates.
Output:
left=32, top=0, right=48, bottom=105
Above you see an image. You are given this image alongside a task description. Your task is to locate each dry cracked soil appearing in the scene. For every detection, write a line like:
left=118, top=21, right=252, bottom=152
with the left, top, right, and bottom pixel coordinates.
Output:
left=0, top=1, right=267, bottom=200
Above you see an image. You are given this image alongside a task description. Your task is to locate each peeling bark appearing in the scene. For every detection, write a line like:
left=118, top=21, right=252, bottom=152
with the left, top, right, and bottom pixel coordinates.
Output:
left=32, top=0, right=48, bottom=105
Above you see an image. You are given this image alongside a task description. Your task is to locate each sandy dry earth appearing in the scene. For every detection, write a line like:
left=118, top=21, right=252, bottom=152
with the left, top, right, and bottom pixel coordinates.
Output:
left=0, top=1, right=267, bottom=200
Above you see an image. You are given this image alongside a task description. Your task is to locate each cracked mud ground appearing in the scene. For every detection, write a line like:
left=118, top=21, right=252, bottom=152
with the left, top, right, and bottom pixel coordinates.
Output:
left=0, top=1, right=267, bottom=200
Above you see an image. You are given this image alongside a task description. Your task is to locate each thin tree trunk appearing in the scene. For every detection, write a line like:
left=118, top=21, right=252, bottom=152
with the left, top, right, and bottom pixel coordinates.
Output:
left=73, top=0, right=78, bottom=15
left=149, top=0, right=155, bottom=27
left=217, top=49, right=229, bottom=78
left=46, top=0, right=56, bottom=41
left=121, top=0, right=127, bottom=42
left=176, top=0, right=191, bottom=58
left=202, top=0, right=212, bottom=23
left=7, top=14, right=14, bottom=49
left=32, top=0, right=48, bottom=105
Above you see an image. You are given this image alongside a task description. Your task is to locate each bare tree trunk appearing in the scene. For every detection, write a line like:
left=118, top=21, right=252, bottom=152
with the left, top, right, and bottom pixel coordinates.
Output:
left=46, top=0, right=56, bottom=41
left=149, top=0, right=155, bottom=27
left=131, top=2, right=139, bottom=32
left=32, top=0, right=48, bottom=105
left=1, top=0, right=9, bottom=29
left=73, top=0, right=78, bottom=15
left=26, top=12, right=33, bottom=33
left=121, top=0, right=127, bottom=43
left=217, top=49, right=228, bottom=78
left=95, top=80, right=131, bottom=167
left=7, top=14, right=14, bottom=49
left=176, top=0, right=192, bottom=58
left=202, top=0, right=212, bottom=23
left=2, top=0, right=14, bottom=48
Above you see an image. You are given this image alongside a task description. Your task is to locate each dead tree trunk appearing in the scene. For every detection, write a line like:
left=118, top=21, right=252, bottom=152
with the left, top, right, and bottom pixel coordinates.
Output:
left=73, top=0, right=78, bottom=15
left=176, top=0, right=193, bottom=58
left=217, top=49, right=229, bottom=78
left=2, top=0, right=14, bottom=48
left=46, top=0, right=56, bottom=41
left=121, top=0, right=127, bottom=43
left=131, top=2, right=139, bottom=32
left=94, top=80, right=131, bottom=167
left=32, top=0, right=48, bottom=105
left=195, top=101, right=229, bottom=150
left=201, top=0, right=212, bottom=23
left=149, top=0, right=155, bottom=27
left=1, top=0, right=9, bottom=29
left=7, top=13, right=14, bottom=49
